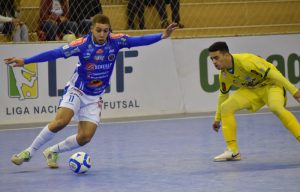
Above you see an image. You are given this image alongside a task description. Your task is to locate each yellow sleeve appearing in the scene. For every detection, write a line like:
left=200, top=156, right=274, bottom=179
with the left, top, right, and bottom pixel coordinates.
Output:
left=215, top=91, right=229, bottom=121
left=267, top=67, right=299, bottom=95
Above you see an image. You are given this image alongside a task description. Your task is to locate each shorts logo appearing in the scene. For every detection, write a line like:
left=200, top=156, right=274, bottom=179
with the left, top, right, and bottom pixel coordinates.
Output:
left=7, top=63, right=38, bottom=100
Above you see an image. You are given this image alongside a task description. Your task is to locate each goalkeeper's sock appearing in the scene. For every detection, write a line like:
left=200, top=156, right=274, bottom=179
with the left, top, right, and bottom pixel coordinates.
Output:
left=226, top=140, right=239, bottom=153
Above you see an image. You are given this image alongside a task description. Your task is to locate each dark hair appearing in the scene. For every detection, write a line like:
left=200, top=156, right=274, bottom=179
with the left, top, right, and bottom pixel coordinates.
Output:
left=208, top=41, right=229, bottom=53
left=92, top=14, right=111, bottom=28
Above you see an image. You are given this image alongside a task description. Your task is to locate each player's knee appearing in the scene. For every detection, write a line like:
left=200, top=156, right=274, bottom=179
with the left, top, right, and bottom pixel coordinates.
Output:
left=221, top=102, right=236, bottom=114
left=77, top=134, right=92, bottom=146
left=49, top=118, right=71, bottom=132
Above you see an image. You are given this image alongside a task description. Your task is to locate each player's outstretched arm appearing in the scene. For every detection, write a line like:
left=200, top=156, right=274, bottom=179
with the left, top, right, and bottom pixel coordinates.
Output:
left=5, top=48, right=65, bottom=67
left=161, top=23, right=178, bottom=39
left=293, top=90, right=300, bottom=103
left=4, top=57, right=25, bottom=67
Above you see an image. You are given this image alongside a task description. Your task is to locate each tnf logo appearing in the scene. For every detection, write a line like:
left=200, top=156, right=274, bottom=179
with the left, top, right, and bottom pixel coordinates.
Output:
left=7, top=64, right=38, bottom=100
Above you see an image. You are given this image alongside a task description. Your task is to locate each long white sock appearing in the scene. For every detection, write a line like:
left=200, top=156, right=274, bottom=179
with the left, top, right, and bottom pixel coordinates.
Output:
left=50, top=134, right=80, bottom=153
left=26, top=125, right=56, bottom=156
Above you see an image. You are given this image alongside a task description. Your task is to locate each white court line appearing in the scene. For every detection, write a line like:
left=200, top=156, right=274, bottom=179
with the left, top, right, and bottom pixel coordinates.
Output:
left=1, top=110, right=300, bottom=132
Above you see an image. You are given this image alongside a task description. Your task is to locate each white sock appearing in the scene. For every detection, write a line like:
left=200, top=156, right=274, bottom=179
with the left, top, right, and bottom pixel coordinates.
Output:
left=50, top=134, right=80, bottom=153
left=26, top=125, right=56, bottom=156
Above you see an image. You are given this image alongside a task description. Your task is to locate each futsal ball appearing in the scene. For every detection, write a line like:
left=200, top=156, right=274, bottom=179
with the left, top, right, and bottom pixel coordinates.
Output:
left=69, top=152, right=91, bottom=174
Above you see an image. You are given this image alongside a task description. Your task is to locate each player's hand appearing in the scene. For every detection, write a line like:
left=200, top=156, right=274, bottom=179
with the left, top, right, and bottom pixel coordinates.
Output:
left=161, top=23, right=178, bottom=39
left=212, top=121, right=221, bottom=132
left=4, top=57, right=25, bottom=67
left=293, top=90, right=300, bottom=103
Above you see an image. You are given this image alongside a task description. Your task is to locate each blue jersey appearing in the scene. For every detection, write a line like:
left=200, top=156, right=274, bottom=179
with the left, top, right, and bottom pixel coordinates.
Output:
left=24, top=32, right=163, bottom=96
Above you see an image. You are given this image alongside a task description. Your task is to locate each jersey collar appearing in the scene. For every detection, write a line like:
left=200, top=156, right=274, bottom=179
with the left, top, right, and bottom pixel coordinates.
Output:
left=227, top=54, right=235, bottom=74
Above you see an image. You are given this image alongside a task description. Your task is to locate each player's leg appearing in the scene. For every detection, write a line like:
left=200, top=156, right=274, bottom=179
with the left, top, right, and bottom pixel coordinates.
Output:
left=11, top=86, right=79, bottom=166
left=44, top=97, right=102, bottom=168
left=266, top=86, right=300, bottom=141
left=11, top=107, right=74, bottom=165
left=214, top=88, right=263, bottom=161
left=43, top=121, right=97, bottom=168
left=49, top=121, right=97, bottom=153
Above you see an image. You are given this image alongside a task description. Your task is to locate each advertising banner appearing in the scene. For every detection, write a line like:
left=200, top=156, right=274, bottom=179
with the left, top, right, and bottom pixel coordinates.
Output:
left=0, top=34, right=299, bottom=125
left=174, top=34, right=300, bottom=113
left=0, top=40, right=184, bottom=125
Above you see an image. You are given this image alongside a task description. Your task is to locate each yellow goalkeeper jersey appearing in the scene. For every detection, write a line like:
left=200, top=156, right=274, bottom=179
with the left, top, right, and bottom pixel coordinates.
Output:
left=214, top=53, right=298, bottom=121
left=219, top=53, right=298, bottom=95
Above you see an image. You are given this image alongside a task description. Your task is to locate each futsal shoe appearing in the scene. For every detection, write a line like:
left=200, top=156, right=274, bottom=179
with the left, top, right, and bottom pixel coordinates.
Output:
left=214, top=149, right=241, bottom=162
left=43, top=148, right=59, bottom=168
left=11, top=150, right=31, bottom=165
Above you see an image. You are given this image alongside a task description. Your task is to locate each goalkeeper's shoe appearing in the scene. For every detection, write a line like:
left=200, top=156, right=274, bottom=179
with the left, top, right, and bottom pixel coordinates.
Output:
left=214, top=149, right=241, bottom=162
left=43, top=148, right=59, bottom=168
left=11, top=150, right=31, bottom=165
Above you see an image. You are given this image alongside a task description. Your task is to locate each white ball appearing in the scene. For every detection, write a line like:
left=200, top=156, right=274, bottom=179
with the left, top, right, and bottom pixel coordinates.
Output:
left=69, top=152, right=91, bottom=174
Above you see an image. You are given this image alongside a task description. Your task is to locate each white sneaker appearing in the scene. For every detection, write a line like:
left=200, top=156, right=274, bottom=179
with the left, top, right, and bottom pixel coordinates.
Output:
left=11, top=150, right=31, bottom=165
left=214, top=149, right=241, bottom=162
left=43, top=148, right=59, bottom=168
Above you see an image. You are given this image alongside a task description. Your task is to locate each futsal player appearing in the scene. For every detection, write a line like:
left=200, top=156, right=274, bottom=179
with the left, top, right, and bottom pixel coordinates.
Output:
left=5, top=14, right=178, bottom=168
left=208, top=41, right=300, bottom=161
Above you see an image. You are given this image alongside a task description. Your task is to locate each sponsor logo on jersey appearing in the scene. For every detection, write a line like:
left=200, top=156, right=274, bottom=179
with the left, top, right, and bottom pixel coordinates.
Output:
left=62, top=45, right=70, bottom=50
left=63, top=47, right=80, bottom=57
left=244, top=76, right=251, bottom=81
left=83, top=52, right=91, bottom=60
left=110, top=33, right=126, bottom=39
left=250, top=70, right=263, bottom=77
left=96, top=49, right=104, bottom=54
left=87, top=80, right=103, bottom=87
left=86, top=63, right=96, bottom=71
left=94, top=55, right=105, bottom=61
left=86, top=63, right=113, bottom=71
left=69, top=37, right=87, bottom=46
left=108, top=54, right=115, bottom=61
left=97, top=63, right=113, bottom=70
left=7, top=63, right=38, bottom=100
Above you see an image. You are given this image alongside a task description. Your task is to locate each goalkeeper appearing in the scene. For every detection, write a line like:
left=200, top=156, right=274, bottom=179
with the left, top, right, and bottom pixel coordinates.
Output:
left=5, top=14, right=178, bottom=168
left=208, top=41, right=300, bottom=162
